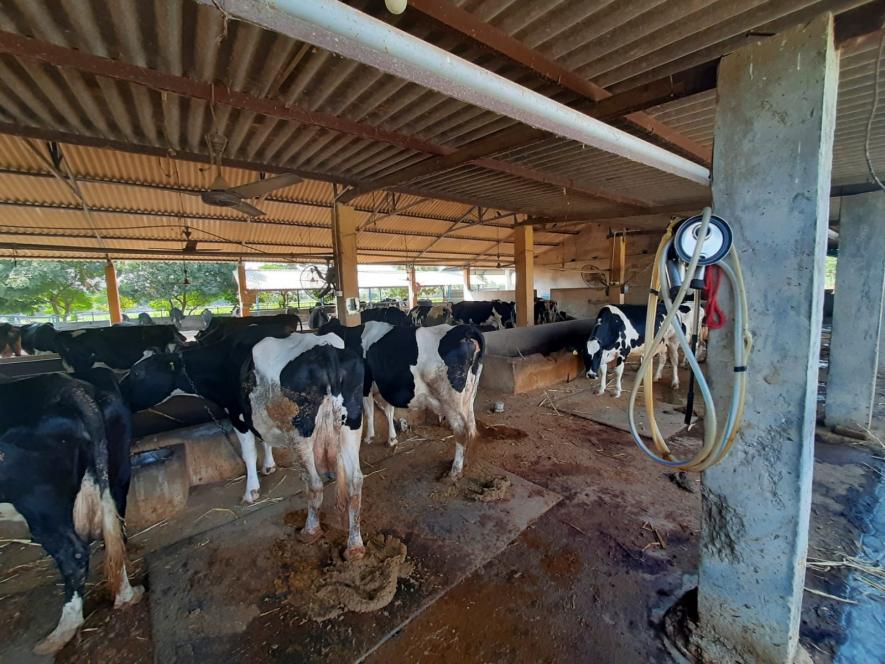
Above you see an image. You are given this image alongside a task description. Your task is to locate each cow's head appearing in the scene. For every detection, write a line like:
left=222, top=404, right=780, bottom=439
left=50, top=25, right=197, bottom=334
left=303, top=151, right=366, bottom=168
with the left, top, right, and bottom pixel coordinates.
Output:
left=55, top=333, right=95, bottom=373
left=0, top=323, right=21, bottom=358
left=122, top=351, right=186, bottom=411
left=581, top=309, right=624, bottom=379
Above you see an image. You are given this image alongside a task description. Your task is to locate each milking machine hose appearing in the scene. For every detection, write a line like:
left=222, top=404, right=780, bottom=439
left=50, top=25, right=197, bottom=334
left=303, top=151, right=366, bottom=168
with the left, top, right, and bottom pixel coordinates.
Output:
left=626, top=208, right=752, bottom=472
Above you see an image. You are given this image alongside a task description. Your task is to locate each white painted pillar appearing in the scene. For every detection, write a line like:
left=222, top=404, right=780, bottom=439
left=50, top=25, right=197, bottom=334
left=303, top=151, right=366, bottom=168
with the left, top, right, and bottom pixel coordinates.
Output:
left=699, top=14, right=838, bottom=664
left=825, top=192, right=885, bottom=432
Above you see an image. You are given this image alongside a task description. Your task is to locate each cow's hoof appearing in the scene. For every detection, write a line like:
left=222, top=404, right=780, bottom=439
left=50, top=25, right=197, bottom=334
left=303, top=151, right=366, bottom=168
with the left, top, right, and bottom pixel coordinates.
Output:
left=387, top=437, right=398, bottom=448
left=613, top=392, right=622, bottom=399
left=115, top=585, right=145, bottom=609
left=363, top=436, right=374, bottom=445
left=261, top=464, right=277, bottom=476
left=671, top=382, right=680, bottom=389
left=242, top=489, right=260, bottom=504
left=298, top=527, right=323, bottom=544
left=344, top=545, right=366, bottom=561
left=595, top=389, right=605, bottom=396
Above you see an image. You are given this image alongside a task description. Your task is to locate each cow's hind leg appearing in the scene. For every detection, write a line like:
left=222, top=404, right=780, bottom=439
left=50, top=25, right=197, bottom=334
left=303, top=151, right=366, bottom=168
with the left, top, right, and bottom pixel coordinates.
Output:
left=24, top=506, right=88, bottom=655
left=235, top=429, right=261, bottom=503
left=374, top=393, right=398, bottom=446
left=336, top=425, right=365, bottom=560
left=296, top=443, right=325, bottom=543
left=261, top=441, right=277, bottom=475
left=362, top=395, right=375, bottom=444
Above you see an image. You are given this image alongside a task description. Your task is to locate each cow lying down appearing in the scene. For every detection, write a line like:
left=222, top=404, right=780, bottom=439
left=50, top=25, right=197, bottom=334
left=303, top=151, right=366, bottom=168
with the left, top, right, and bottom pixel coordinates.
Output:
left=0, top=370, right=141, bottom=654
left=580, top=304, right=684, bottom=398
left=124, top=332, right=367, bottom=558
left=321, top=320, right=484, bottom=481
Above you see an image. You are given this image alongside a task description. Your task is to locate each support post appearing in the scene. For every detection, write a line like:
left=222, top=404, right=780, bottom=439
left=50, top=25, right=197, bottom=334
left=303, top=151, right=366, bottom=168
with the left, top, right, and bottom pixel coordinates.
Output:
left=462, top=267, right=473, bottom=301
left=514, top=225, right=534, bottom=327
left=826, top=192, right=885, bottom=431
left=105, top=259, right=122, bottom=325
left=608, top=232, right=626, bottom=305
left=699, top=14, right=837, bottom=664
left=880, top=305, right=885, bottom=375
left=332, top=202, right=361, bottom=326
left=236, top=261, right=252, bottom=317
left=407, top=266, right=419, bottom=308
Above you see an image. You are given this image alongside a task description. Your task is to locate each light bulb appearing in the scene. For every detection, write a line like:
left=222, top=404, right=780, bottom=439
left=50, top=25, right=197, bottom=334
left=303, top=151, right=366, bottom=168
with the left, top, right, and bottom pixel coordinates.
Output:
left=385, top=0, right=407, bottom=15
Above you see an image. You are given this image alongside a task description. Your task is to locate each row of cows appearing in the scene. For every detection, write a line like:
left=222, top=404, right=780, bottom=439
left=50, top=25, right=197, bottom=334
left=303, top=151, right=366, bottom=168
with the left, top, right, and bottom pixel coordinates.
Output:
left=0, top=298, right=699, bottom=654
left=0, top=313, right=484, bottom=654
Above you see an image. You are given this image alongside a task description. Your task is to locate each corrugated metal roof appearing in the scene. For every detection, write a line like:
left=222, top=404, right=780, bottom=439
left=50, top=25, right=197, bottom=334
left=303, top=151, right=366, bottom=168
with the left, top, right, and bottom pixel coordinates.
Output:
left=0, top=0, right=878, bottom=264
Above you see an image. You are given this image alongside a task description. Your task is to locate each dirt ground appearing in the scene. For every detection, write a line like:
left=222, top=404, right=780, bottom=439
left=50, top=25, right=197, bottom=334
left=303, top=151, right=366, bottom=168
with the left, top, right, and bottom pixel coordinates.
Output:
left=1, top=363, right=882, bottom=663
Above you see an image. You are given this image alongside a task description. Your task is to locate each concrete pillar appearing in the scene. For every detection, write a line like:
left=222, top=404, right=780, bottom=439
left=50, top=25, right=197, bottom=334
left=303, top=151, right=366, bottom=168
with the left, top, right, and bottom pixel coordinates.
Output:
left=105, top=259, right=122, bottom=325
left=514, top=225, right=534, bottom=327
left=236, top=261, right=251, bottom=317
left=407, top=266, right=419, bottom=308
left=826, top=192, right=885, bottom=431
left=332, top=203, right=361, bottom=326
left=608, top=233, right=626, bottom=305
left=699, top=14, right=838, bottom=664
left=462, top=267, right=473, bottom=301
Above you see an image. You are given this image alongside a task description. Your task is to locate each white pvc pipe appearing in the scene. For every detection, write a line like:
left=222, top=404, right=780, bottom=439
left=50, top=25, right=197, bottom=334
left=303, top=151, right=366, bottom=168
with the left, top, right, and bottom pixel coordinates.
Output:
left=200, top=0, right=711, bottom=186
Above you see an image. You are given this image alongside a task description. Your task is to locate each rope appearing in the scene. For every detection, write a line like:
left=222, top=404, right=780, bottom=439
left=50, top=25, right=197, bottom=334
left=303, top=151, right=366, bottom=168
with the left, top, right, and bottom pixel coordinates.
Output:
left=704, top=265, right=727, bottom=330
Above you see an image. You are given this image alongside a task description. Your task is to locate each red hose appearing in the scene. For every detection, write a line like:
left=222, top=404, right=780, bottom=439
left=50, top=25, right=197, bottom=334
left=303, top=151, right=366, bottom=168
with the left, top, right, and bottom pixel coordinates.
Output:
left=704, top=265, right=727, bottom=329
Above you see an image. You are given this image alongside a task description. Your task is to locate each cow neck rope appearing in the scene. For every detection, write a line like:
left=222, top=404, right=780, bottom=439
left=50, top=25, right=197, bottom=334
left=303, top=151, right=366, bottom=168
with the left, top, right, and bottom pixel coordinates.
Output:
left=626, top=208, right=752, bottom=472
left=180, top=359, right=241, bottom=455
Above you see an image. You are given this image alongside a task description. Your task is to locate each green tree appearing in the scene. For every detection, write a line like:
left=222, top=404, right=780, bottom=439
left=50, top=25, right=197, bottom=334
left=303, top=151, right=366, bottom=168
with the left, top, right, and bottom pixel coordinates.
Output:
left=119, top=261, right=237, bottom=314
left=0, top=260, right=104, bottom=320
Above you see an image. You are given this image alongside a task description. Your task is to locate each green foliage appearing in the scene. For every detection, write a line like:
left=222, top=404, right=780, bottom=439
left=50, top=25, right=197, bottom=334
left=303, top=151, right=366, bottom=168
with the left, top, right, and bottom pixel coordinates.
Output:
left=0, top=260, right=104, bottom=320
left=118, top=261, right=237, bottom=314
left=825, top=255, right=837, bottom=291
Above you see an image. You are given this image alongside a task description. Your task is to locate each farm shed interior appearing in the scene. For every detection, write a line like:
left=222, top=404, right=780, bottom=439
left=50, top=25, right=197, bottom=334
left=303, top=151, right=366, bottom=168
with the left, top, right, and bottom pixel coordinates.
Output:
left=0, top=1, right=884, bottom=663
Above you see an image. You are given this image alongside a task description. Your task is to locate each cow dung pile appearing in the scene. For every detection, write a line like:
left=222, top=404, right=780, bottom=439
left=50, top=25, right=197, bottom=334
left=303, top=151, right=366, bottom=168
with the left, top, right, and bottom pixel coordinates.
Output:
left=273, top=533, right=413, bottom=621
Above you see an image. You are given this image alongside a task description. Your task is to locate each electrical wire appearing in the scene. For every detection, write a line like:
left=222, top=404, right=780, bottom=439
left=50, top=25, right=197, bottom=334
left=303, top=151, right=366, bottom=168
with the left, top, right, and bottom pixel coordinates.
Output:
left=864, top=32, right=885, bottom=193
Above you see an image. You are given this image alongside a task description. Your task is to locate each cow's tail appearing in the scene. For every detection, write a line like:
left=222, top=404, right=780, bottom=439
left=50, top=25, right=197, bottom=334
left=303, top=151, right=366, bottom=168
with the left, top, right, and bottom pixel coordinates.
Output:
left=68, top=382, right=130, bottom=599
left=457, top=326, right=485, bottom=443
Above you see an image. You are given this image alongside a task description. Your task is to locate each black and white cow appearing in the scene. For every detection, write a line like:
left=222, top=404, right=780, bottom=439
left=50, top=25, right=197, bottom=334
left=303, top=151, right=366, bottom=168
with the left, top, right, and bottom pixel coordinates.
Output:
left=0, top=371, right=141, bottom=654
left=123, top=330, right=367, bottom=558
left=194, top=313, right=302, bottom=344
left=534, top=299, right=559, bottom=325
left=580, top=304, right=681, bottom=398
left=55, top=325, right=186, bottom=373
left=360, top=306, right=409, bottom=326
left=408, top=303, right=454, bottom=327
left=18, top=322, right=59, bottom=355
left=321, top=319, right=484, bottom=480
left=452, top=300, right=516, bottom=330
left=0, top=322, right=21, bottom=357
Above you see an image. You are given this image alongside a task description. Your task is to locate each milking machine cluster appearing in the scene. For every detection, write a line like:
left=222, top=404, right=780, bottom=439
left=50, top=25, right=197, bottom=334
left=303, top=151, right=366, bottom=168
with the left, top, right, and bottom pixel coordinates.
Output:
left=626, top=207, right=752, bottom=472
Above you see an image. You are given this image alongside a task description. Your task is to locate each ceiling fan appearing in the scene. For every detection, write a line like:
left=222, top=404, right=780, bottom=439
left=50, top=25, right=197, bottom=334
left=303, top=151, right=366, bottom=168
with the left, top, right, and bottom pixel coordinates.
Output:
left=187, top=133, right=302, bottom=217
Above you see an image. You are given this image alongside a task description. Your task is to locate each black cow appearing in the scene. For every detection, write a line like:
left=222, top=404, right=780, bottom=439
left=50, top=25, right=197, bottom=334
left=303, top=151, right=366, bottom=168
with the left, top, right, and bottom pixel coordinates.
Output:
left=0, top=322, right=21, bottom=357
left=360, top=306, right=409, bottom=326
left=123, top=329, right=367, bottom=558
left=580, top=304, right=680, bottom=398
left=321, top=319, right=484, bottom=480
left=19, top=322, right=60, bottom=355
left=55, top=325, right=186, bottom=373
left=194, top=313, right=302, bottom=344
left=137, top=312, right=154, bottom=326
left=452, top=300, right=516, bottom=330
left=0, top=371, right=141, bottom=654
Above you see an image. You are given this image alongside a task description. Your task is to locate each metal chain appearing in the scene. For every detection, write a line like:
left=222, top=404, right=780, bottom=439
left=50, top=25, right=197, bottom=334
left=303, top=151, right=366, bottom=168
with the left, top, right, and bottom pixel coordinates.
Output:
left=178, top=359, right=243, bottom=456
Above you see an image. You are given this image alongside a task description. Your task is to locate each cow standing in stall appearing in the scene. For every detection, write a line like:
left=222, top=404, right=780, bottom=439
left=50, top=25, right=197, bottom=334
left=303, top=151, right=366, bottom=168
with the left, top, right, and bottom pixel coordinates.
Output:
left=54, top=324, right=186, bottom=373
left=408, top=303, right=453, bottom=327
left=451, top=300, right=516, bottom=330
left=320, top=319, right=484, bottom=480
left=580, top=304, right=682, bottom=398
left=0, top=371, right=141, bottom=654
left=123, top=331, right=367, bottom=558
